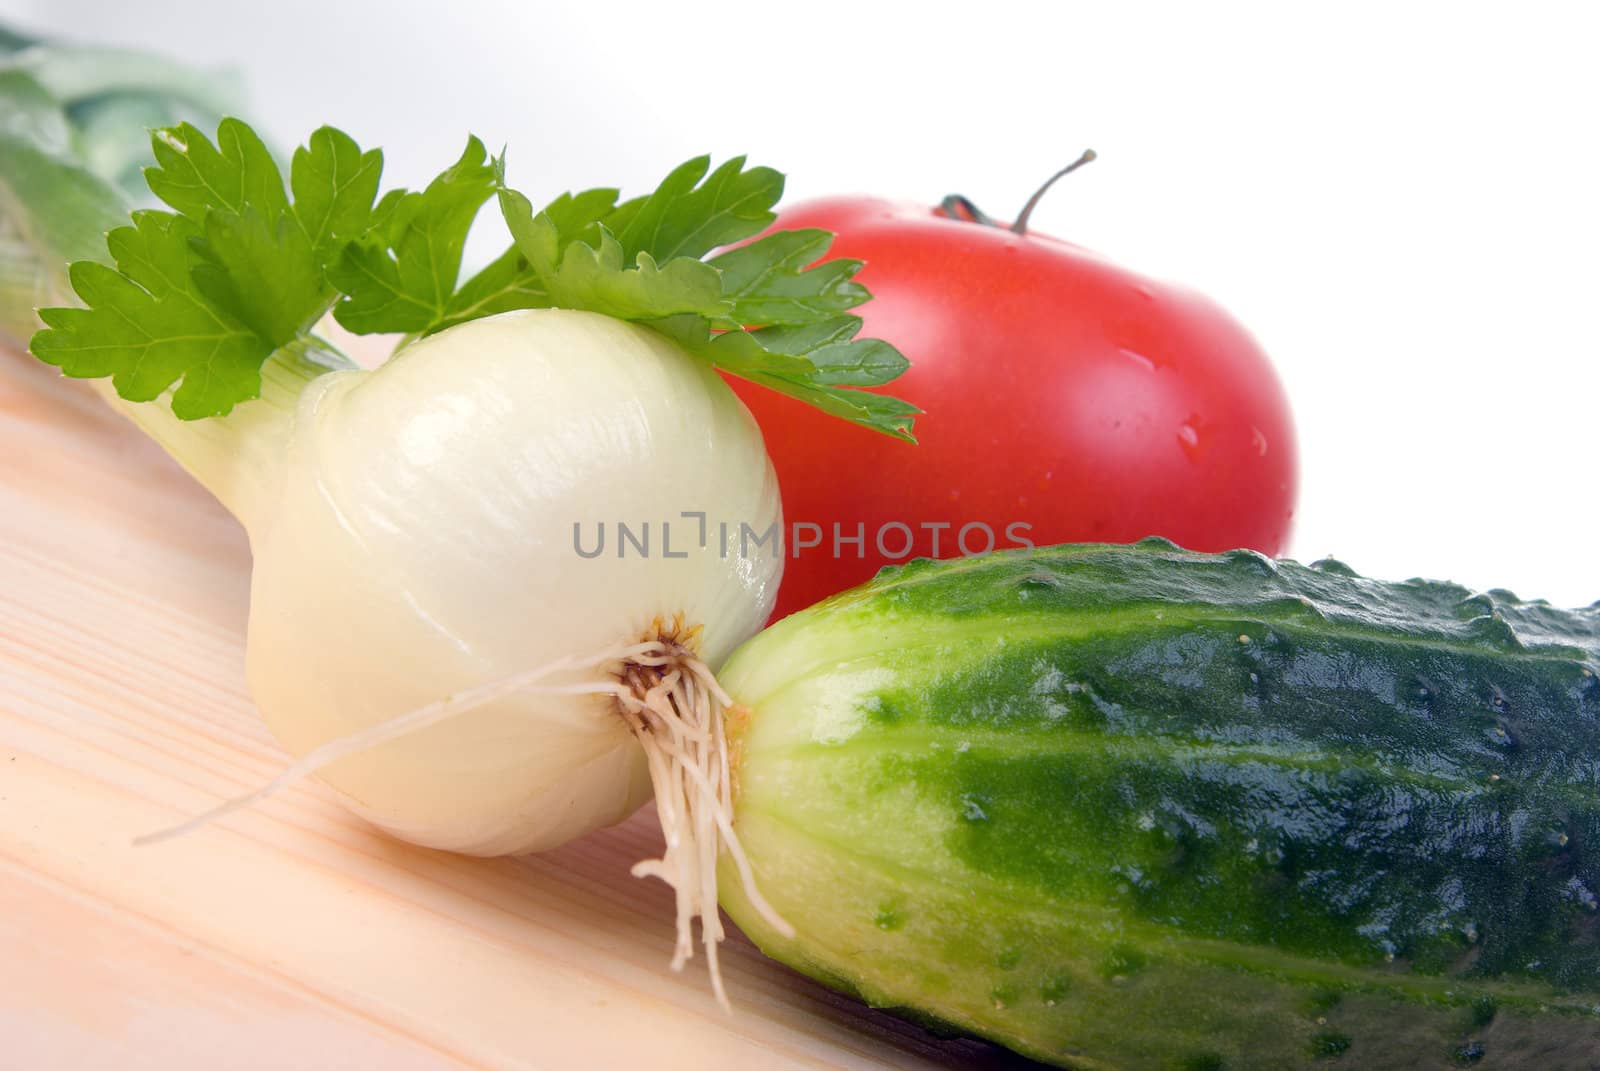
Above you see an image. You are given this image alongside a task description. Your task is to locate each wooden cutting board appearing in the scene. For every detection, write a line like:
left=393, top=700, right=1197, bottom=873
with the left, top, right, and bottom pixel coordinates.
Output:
left=0, top=345, right=1031, bottom=1071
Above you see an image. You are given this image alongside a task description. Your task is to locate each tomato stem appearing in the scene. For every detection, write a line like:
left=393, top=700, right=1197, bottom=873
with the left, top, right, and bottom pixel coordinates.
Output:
left=936, top=194, right=996, bottom=226
left=1011, top=150, right=1097, bottom=236
left=936, top=150, right=1098, bottom=235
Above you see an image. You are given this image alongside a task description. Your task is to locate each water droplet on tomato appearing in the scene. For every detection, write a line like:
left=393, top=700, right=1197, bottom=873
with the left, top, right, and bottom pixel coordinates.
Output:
left=1177, top=421, right=1204, bottom=461
left=1252, top=426, right=1269, bottom=456
left=1119, top=347, right=1156, bottom=372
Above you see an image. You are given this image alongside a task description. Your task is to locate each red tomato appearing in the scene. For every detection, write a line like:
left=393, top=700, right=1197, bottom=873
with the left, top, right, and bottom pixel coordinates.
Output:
left=730, top=193, right=1298, bottom=620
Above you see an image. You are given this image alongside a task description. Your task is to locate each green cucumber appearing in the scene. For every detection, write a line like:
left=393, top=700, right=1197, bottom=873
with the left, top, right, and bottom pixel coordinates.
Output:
left=718, top=539, right=1600, bottom=1070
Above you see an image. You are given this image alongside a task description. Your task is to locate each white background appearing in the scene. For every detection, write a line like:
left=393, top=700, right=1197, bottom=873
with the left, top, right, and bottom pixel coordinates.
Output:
left=9, top=0, right=1600, bottom=606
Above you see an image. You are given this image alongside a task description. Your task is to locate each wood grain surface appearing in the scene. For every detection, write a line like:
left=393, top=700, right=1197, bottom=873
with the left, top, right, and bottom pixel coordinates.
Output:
left=0, top=345, right=1033, bottom=1071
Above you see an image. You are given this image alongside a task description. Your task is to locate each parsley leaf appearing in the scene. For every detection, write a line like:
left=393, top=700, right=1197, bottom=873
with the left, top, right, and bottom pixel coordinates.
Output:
left=146, top=120, right=332, bottom=348
left=291, top=126, right=385, bottom=266
left=496, top=156, right=918, bottom=440
left=537, top=185, right=621, bottom=255
left=187, top=127, right=383, bottom=347
left=707, top=229, right=867, bottom=326
left=189, top=206, right=323, bottom=346
left=499, top=184, right=725, bottom=320
left=413, top=162, right=617, bottom=335
left=543, top=236, right=727, bottom=321
left=33, top=120, right=383, bottom=416
left=33, top=118, right=917, bottom=439
left=329, top=136, right=497, bottom=335
left=145, top=119, right=286, bottom=221
left=650, top=314, right=918, bottom=441
left=433, top=246, right=548, bottom=334
left=34, top=211, right=270, bottom=417
left=607, top=155, right=782, bottom=263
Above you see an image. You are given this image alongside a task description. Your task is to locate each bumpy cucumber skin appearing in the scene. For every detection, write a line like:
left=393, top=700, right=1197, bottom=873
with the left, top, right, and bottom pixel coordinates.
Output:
left=717, top=540, right=1600, bottom=1070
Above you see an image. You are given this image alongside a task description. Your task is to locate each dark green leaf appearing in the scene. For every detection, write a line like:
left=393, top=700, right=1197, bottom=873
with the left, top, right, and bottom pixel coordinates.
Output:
left=367, top=186, right=407, bottom=238
left=330, top=135, right=496, bottom=334
left=708, top=228, right=868, bottom=326
left=757, top=320, right=910, bottom=386
left=495, top=180, right=619, bottom=278
left=548, top=230, right=727, bottom=320
left=609, top=155, right=782, bottom=263
left=433, top=245, right=549, bottom=334
left=191, top=206, right=325, bottom=346
left=145, top=118, right=286, bottom=222
left=747, top=372, right=921, bottom=440
left=647, top=313, right=919, bottom=441
left=497, top=185, right=560, bottom=279
left=29, top=120, right=383, bottom=416
left=136, top=122, right=378, bottom=349
left=540, top=185, right=619, bottom=255
left=496, top=154, right=916, bottom=439
left=32, top=211, right=269, bottom=417
left=327, top=241, right=428, bottom=333
left=32, top=122, right=918, bottom=437
left=500, top=187, right=728, bottom=320
left=290, top=125, right=383, bottom=265
left=647, top=314, right=814, bottom=379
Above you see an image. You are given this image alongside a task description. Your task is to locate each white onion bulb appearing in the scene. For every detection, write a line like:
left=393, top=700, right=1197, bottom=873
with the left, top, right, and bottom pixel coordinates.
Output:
left=220, top=308, right=781, bottom=854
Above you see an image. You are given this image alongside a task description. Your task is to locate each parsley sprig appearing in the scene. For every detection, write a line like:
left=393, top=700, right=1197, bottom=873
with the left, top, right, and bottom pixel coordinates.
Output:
left=32, top=120, right=917, bottom=439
